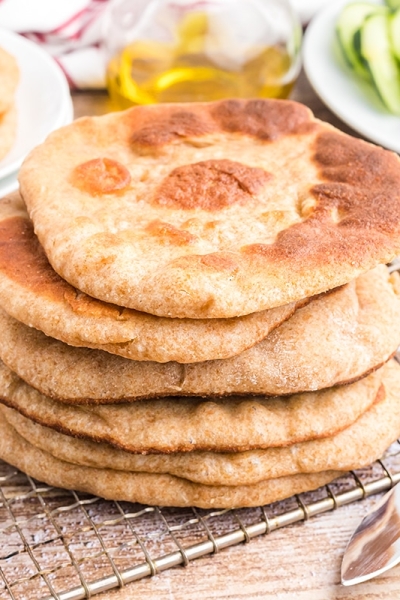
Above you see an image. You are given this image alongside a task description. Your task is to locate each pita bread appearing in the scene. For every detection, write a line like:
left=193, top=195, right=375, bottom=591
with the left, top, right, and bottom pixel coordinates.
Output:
left=0, top=265, right=398, bottom=402
left=0, top=45, right=19, bottom=115
left=0, top=193, right=306, bottom=364
left=0, top=359, right=386, bottom=453
left=0, top=105, right=17, bottom=162
left=19, top=99, right=400, bottom=318
left=0, top=414, right=341, bottom=508
left=4, top=359, right=400, bottom=486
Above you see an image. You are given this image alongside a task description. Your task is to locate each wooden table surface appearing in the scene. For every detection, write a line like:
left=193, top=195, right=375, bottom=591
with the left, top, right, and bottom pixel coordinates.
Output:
left=56, top=73, right=400, bottom=600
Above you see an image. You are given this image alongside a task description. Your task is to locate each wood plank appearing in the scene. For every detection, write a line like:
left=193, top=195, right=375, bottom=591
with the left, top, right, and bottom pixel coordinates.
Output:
left=96, top=501, right=400, bottom=600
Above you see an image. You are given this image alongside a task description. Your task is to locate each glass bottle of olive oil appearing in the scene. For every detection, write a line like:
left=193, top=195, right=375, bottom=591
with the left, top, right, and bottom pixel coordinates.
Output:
left=104, top=0, right=302, bottom=108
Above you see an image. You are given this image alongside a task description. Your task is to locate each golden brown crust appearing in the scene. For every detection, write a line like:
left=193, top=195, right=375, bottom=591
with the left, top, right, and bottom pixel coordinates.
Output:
left=71, top=158, right=132, bottom=195
left=0, top=215, right=70, bottom=301
left=130, top=108, right=218, bottom=152
left=128, top=99, right=316, bottom=153
left=152, top=159, right=272, bottom=211
left=145, top=219, right=198, bottom=245
left=18, top=98, right=400, bottom=317
left=241, top=131, right=400, bottom=268
left=210, top=98, right=317, bottom=140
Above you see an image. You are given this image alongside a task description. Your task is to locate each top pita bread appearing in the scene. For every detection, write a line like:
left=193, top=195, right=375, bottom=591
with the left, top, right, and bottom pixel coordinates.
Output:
left=19, top=99, right=400, bottom=318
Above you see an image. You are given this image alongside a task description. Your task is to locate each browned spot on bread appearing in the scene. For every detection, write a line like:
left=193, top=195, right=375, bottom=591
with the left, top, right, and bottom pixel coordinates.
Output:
left=145, top=220, right=198, bottom=245
left=239, top=131, right=400, bottom=271
left=153, top=159, right=272, bottom=211
left=311, top=132, right=400, bottom=235
left=373, top=383, right=386, bottom=406
left=131, top=110, right=217, bottom=153
left=211, top=99, right=316, bottom=141
left=0, top=216, right=69, bottom=300
left=0, top=216, right=125, bottom=319
left=71, top=158, right=131, bottom=195
left=199, top=252, right=239, bottom=272
left=169, top=251, right=239, bottom=274
left=240, top=220, right=367, bottom=271
left=128, top=100, right=315, bottom=156
left=63, top=289, right=123, bottom=319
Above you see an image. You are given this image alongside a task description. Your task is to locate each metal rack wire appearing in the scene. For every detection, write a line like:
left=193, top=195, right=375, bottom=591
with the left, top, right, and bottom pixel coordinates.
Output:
left=1, top=442, right=400, bottom=600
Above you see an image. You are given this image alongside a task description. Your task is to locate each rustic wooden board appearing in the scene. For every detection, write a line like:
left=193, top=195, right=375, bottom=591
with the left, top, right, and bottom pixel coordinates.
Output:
left=2, top=449, right=400, bottom=599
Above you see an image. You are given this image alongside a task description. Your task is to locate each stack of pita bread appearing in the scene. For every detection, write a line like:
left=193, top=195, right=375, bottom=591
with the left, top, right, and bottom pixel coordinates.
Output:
left=1, top=98, right=400, bottom=508
left=0, top=45, right=18, bottom=162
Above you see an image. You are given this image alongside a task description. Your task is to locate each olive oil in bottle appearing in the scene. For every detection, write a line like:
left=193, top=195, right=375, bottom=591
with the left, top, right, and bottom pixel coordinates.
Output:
left=104, top=0, right=302, bottom=108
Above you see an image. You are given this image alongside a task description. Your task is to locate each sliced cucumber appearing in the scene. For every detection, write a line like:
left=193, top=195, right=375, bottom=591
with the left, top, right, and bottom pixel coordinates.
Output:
left=360, top=12, right=400, bottom=113
left=336, top=2, right=388, bottom=78
left=352, top=26, right=367, bottom=74
left=385, top=0, right=400, bottom=10
left=389, top=8, right=400, bottom=59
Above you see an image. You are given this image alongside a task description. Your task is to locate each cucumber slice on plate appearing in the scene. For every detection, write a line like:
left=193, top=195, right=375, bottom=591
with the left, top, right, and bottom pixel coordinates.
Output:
left=389, top=8, right=400, bottom=59
left=360, top=12, right=400, bottom=113
left=385, top=0, right=400, bottom=10
left=336, top=2, right=388, bottom=78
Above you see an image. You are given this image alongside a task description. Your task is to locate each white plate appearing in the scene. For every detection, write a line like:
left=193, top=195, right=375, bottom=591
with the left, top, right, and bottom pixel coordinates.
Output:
left=303, top=0, right=400, bottom=153
left=0, top=28, right=73, bottom=179
left=289, top=0, right=331, bottom=24
left=0, top=97, right=74, bottom=198
left=0, top=170, right=20, bottom=197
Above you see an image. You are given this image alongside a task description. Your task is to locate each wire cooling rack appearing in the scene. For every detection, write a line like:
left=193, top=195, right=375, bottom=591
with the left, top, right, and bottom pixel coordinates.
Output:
left=1, top=442, right=400, bottom=600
